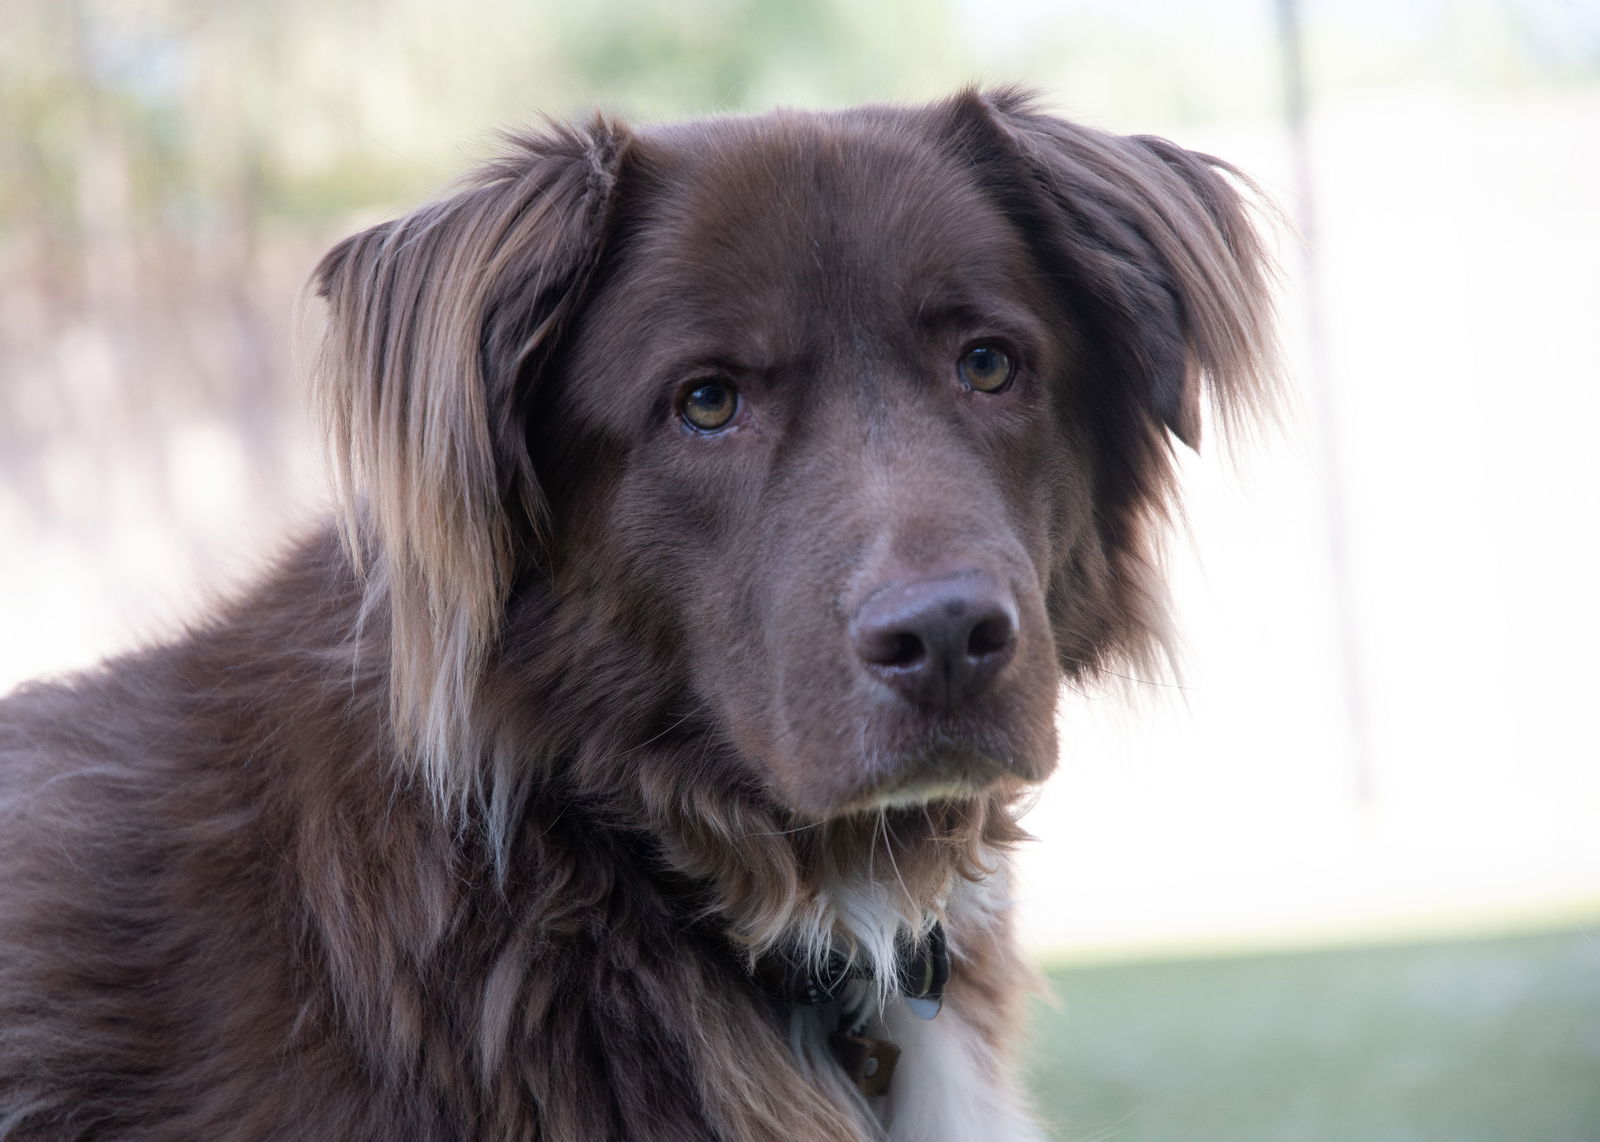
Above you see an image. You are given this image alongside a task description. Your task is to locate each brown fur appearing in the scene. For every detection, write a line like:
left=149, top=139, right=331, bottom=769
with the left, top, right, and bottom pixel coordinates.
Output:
left=0, top=88, right=1276, bottom=1140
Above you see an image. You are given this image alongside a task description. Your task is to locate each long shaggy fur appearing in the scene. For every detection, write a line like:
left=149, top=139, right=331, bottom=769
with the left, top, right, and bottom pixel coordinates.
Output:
left=0, top=88, right=1276, bottom=1141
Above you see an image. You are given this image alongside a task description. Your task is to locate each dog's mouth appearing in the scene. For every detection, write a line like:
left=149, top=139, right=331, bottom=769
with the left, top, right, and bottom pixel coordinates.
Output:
left=833, top=741, right=1026, bottom=815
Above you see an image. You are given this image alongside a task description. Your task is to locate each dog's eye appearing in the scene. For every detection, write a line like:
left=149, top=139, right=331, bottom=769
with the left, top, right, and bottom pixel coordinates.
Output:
left=958, top=345, right=1014, bottom=393
left=680, top=380, right=741, bottom=432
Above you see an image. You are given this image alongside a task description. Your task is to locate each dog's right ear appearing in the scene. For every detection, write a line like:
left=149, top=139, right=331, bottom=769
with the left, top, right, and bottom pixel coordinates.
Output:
left=312, top=117, right=627, bottom=809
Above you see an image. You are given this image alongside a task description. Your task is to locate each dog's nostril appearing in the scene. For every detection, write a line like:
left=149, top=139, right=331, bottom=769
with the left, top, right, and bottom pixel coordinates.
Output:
left=884, top=632, right=926, bottom=669
left=967, top=613, right=1015, bottom=659
left=856, top=627, right=927, bottom=670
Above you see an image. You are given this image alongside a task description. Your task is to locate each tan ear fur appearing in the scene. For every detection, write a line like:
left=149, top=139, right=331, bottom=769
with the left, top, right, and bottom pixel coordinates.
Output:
left=312, top=117, right=627, bottom=812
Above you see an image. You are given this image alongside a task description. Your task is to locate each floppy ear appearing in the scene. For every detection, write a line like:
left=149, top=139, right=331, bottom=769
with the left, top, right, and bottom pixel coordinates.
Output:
left=313, top=116, right=628, bottom=806
left=946, top=86, right=1276, bottom=449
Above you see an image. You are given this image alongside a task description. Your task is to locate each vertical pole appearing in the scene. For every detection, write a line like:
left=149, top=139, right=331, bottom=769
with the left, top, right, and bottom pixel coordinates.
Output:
left=1274, top=0, right=1375, bottom=804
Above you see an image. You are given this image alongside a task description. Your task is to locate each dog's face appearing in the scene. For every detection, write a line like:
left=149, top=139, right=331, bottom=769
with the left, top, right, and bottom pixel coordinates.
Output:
left=315, top=89, right=1273, bottom=825
left=544, top=120, right=1070, bottom=816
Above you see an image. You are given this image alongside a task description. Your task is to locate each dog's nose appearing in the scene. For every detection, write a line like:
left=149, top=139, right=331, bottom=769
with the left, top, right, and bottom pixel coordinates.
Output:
left=850, top=571, right=1018, bottom=708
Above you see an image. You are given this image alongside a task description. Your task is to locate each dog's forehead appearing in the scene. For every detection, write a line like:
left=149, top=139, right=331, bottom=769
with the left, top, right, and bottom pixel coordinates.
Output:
left=618, top=111, right=1029, bottom=341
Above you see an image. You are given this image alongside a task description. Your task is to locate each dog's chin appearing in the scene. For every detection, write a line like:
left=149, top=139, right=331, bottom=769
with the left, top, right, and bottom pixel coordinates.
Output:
left=820, top=744, right=1035, bottom=819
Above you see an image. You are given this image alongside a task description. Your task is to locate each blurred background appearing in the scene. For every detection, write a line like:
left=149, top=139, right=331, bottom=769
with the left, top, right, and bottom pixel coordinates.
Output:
left=2, top=0, right=1597, bottom=1137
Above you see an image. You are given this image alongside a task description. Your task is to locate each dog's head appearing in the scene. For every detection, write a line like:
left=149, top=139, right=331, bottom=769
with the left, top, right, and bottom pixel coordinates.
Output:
left=315, top=88, right=1274, bottom=832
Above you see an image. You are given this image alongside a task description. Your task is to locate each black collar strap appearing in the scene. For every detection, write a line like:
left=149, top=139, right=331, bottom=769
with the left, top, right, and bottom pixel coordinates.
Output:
left=752, top=921, right=949, bottom=1020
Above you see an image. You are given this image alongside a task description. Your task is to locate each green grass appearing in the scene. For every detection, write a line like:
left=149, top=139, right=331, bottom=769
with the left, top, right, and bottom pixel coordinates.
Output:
left=1025, top=928, right=1600, bottom=1142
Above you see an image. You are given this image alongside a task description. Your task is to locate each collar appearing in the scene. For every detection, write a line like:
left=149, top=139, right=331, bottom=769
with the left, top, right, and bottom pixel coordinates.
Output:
left=750, top=921, right=950, bottom=1017
left=750, top=922, right=951, bottom=1098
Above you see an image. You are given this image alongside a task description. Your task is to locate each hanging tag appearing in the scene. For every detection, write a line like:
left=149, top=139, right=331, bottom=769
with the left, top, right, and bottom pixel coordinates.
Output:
left=828, top=1032, right=901, bottom=1097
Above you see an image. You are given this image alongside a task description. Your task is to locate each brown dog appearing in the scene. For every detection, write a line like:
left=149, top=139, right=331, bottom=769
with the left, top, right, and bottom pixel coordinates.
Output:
left=0, top=88, right=1275, bottom=1140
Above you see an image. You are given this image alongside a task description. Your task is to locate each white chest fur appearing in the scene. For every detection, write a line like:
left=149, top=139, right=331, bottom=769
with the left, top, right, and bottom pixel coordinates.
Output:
left=781, top=856, right=1048, bottom=1142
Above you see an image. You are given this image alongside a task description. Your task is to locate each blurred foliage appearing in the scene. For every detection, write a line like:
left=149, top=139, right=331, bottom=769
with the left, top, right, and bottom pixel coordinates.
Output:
left=2, top=0, right=1596, bottom=252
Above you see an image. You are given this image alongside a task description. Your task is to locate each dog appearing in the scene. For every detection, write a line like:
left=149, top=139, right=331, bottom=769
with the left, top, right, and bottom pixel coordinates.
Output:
left=0, top=87, right=1275, bottom=1140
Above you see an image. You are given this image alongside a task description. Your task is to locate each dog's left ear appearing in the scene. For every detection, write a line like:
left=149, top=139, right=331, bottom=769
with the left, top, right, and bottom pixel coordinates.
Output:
left=312, top=117, right=628, bottom=802
left=943, top=88, right=1276, bottom=449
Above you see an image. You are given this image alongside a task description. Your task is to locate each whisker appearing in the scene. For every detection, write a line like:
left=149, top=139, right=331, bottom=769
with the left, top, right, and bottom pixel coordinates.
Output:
left=740, top=819, right=826, bottom=839
left=619, top=711, right=696, bottom=756
left=879, top=809, right=914, bottom=916
left=1060, top=656, right=1195, bottom=691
